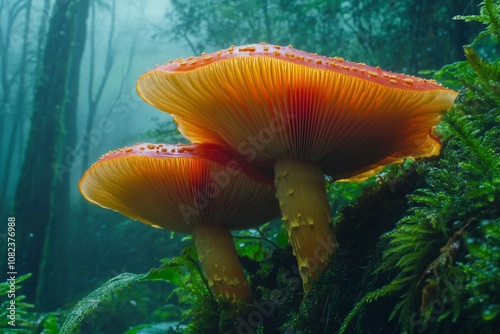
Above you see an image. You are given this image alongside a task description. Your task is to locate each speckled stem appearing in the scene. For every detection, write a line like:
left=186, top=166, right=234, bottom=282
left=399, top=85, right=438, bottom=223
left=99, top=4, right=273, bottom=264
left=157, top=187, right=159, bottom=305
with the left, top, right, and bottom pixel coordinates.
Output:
left=275, top=156, right=337, bottom=291
left=192, top=223, right=251, bottom=300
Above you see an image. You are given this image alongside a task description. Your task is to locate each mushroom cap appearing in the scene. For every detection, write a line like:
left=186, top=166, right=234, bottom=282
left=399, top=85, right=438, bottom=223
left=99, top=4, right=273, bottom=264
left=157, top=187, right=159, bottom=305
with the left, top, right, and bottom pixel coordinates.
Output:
left=79, top=143, right=279, bottom=233
left=136, top=43, right=458, bottom=180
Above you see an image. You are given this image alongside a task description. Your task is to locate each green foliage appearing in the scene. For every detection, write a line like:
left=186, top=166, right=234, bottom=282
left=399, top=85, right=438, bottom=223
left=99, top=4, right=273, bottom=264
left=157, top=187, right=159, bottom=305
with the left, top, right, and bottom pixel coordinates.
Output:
left=140, top=226, right=280, bottom=333
left=0, top=274, right=61, bottom=334
left=326, top=176, right=375, bottom=216
left=338, top=3, right=500, bottom=332
left=60, top=273, right=144, bottom=333
left=125, top=321, right=179, bottom=334
left=60, top=257, right=196, bottom=334
left=462, top=219, right=500, bottom=324
left=59, top=221, right=278, bottom=333
left=163, top=0, right=478, bottom=73
left=143, top=244, right=212, bottom=308
left=60, top=267, right=182, bottom=334
left=454, top=0, right=500, bottom=43
left=234, top=223, right=282, bottom=261
left=0, top=274, right=34, bottom=333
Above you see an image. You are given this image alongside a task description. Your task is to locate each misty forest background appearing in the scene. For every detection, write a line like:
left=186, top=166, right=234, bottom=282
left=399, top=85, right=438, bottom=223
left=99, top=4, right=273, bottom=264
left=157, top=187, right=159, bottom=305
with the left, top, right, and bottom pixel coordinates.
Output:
left=0, top=0, right=482, bottom=319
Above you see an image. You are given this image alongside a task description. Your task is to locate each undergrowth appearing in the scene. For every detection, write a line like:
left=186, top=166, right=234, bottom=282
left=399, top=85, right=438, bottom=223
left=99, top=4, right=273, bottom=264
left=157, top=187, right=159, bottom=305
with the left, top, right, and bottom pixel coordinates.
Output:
left=332, top=1, right=500, bottom=332
left=0, top=274, right=61, bottom=333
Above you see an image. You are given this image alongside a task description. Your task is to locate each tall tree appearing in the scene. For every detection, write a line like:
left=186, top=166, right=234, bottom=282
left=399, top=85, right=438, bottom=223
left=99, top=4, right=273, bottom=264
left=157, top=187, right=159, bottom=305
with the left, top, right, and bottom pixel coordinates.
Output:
left=14, top=0, right=89, bottom=307
left=0, top=0, right=26, bottom=204
left=0, top=0, right=33, bottom=217
left=0, top=0, right=24, bottom=113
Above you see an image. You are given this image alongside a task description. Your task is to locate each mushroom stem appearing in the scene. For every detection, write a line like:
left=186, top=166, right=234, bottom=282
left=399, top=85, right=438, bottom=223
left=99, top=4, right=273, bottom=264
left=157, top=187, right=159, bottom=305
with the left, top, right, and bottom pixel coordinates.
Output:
left=275, top=156, right=337, bottom=291
left=192, top=223, right=252, bottom=300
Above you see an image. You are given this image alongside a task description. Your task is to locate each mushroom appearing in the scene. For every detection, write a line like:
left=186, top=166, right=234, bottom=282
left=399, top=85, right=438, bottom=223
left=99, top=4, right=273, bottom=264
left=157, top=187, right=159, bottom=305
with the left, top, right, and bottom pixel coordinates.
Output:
left=136, top=43, right=459, bottom=291
left=79, top=142, right=279, bottom=300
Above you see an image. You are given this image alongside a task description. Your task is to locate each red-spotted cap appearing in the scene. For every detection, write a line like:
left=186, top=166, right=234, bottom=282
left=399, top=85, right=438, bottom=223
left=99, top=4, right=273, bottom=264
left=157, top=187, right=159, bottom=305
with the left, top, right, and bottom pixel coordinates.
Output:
left=137, top=43, right=458, bottom=180
left=79, top=142, right=279, bottom=233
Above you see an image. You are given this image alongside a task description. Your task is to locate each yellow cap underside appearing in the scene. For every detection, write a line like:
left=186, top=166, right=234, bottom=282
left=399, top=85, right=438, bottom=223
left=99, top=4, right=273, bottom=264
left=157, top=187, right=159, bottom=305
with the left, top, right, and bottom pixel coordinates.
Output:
left=137, top=57, right=457, bottom=180
left=79, top=157, right=277, bottom=232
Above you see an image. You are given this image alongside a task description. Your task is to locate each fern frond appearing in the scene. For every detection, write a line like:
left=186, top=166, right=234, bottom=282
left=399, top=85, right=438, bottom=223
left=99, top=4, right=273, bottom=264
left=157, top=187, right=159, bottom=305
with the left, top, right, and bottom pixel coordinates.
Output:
left=339, top=282, right=403, bottom=334
left=61, top=273, right=144, bottom=334
left=454, top=0, right=500, bottom=43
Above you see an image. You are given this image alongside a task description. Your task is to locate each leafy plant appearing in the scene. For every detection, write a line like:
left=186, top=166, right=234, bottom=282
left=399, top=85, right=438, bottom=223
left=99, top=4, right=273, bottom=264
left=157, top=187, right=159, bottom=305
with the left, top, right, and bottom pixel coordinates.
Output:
left=145, top=244, right=212, bottom=309
left=338, top=2, right=500, bottom=332
left=60, top=265, right=188, bottom=334
left=60, top=229, right=279, bottom=334
left=462, top=219, right=500, bottom=324
left=454, top=0, right=500, bottom=44
left=326, top=176, right=375, bottom=216
left=0, top=274, right=61, bottom=334
left=143, top=225, right=282, bottom=333
left=234, top=223, right=283, bottom=262
left=1, top=274, right=35, bottom=333
left=60, top=273, right=144, bottom=333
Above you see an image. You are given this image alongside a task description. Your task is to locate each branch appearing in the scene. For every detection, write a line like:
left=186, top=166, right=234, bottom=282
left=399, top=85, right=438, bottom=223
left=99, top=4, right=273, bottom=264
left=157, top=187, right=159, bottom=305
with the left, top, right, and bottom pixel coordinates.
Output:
left=103, top=19, right=141, bottom=124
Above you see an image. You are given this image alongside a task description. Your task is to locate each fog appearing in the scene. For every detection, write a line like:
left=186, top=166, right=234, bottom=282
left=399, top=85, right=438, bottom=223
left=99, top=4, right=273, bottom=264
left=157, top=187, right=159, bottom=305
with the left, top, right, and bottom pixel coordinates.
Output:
left=3, top=0, right=197, bottom=208
left=1, top=0, right=197, bottom=312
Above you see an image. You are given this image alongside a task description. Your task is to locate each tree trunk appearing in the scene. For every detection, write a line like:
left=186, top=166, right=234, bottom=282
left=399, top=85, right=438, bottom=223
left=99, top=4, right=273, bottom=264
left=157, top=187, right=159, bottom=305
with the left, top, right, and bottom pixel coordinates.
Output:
left=0, top=0, right=33, bottom=218
left=0, top=1, right=25, bottom=173
left=14, top=0, right=89, bottom=307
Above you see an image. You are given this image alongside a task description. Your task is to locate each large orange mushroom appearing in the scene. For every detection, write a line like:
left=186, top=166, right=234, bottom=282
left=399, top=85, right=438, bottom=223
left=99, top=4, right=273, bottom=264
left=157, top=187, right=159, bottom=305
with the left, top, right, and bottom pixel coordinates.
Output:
left=79, top=142, right=279, bottom=300
left=136, top=43, right=458, bottom=291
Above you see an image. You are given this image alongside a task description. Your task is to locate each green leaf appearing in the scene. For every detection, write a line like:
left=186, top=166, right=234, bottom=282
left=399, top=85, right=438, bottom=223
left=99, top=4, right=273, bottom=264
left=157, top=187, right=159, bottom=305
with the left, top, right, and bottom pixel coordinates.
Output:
left=276, top=226, right=289, bottom=248
left=483, top=305, right=500, bottom=321
left=142, top=263, right=183, bottom=285
left=0, top=273, right=32, bottom=295
left=60, top=273, right=144, bottom=334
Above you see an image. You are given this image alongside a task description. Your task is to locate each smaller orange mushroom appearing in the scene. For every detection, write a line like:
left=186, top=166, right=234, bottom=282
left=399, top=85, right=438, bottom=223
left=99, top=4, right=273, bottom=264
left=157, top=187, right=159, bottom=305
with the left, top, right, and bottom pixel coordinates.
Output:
left=79, top=142, right=279, bottom=300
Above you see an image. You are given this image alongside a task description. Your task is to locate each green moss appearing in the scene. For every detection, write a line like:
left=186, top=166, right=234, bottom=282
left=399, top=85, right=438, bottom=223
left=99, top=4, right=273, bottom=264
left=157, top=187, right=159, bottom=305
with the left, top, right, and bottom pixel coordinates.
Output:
left=462, top=219, right=500, bottom=326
